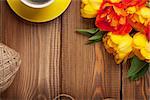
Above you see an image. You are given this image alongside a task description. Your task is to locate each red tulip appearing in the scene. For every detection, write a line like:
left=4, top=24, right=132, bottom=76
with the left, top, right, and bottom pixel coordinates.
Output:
left=96, top=2, right=132, bottom=35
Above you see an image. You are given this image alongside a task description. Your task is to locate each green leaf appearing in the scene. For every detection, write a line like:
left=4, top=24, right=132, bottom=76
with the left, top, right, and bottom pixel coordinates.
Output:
left=128, top=56, right=150, bottom=80
left=86, top=39, right=101, bottom=44
left=86, top=31, right=105, bottom=44
left=76, top=28, right=99, bottom=37
left=76, top=28, right=105, bottom=44
left=128, top=56, right=146, bottom=77
left=89, top=31, right=104, bottom=41
left=130, top=63, right=149, bottom=80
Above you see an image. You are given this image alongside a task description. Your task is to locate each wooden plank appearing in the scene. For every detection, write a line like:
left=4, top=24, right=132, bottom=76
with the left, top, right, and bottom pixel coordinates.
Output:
left=61, top=0, right=121, bottom=99
left=0, top=1, right=2, bottom=42
left=0, top=1, right=61, bottom=99
left=122, top=62, right=150, bottom=100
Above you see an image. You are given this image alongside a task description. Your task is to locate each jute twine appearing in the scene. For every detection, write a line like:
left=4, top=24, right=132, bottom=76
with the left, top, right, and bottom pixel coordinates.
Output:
left=53, top=94, right=115, bottom=100
left=0, top=43, right=21, bottom=93
left=53, top=94, right=75, bottom=100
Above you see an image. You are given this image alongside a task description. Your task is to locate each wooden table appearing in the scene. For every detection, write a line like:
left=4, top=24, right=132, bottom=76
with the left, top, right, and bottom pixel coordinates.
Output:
left=0, top=0, right=149, bottom=100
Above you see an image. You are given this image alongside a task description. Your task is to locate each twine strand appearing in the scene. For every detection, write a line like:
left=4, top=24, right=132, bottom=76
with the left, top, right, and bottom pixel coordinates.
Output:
left=53, top=94, right=75, bottom=100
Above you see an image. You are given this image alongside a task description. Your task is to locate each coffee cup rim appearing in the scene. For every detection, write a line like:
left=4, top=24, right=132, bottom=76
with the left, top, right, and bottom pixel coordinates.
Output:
left=20, top=0, right=54, bottom=8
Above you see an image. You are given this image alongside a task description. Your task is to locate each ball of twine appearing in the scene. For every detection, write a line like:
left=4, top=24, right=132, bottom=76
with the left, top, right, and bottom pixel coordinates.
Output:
left=0, top=43, right=21, bottom=93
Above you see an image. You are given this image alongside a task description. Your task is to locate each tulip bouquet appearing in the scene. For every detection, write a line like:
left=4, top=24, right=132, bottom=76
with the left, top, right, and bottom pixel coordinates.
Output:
left=77, top=0, right=150, bottom=80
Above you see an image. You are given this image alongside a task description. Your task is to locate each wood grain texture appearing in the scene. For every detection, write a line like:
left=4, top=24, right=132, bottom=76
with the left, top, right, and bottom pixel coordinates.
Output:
left=61, top=0, right=121, bottom=99
left=0, top=1, right=2, bottom=42
left=0, top=0, right=150, bottom=99
left=0, top=1, right=61, bottom=100
left=122, top=62, right=150, bottom=100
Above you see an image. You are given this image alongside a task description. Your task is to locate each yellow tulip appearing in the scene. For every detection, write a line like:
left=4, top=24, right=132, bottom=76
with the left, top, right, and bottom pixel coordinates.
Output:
left=141, top=45, right=150, bottom=59
left=81, top=4, right=98, bottom=18
left=103, top=32, right=133, bottom=64
left=110, top=0, right=121, bottom=3
left=88, top=0, right=103, bottom=10
left=109, top=33, right=122, bottom=44
left=81, top=0, right=103, bottom=18
left=103, top=32, right=150, bottom=63
left=139, top=7, right=150, bottom=19
left=133, top=7, right=150, bottom=26
left=82, top=0, right=88, bottom=4
left=133, top=32, right=148, bottom=49
left=133, top=32, right=150, bottom=62
left=138, top=15, right=146, bottom=24
left=126, top=6, right=136, bottom=14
